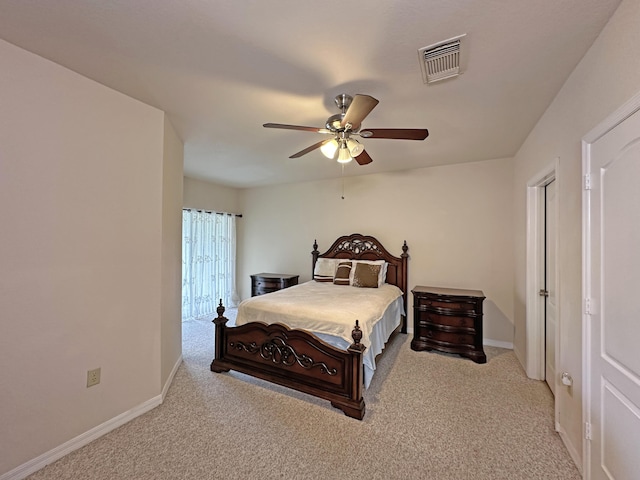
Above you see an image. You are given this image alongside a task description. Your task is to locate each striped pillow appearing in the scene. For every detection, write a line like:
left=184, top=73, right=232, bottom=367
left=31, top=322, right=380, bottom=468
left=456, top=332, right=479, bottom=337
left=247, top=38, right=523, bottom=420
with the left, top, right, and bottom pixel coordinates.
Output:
left=313, top=258, right=338, bottom=282
left=333, top=261, right=352, bottom=285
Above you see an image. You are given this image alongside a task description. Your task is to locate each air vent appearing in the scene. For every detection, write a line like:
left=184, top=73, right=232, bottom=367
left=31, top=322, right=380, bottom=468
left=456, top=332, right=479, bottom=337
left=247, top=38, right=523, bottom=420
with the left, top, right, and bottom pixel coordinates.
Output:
left=418, top=34, right=466, bottom=84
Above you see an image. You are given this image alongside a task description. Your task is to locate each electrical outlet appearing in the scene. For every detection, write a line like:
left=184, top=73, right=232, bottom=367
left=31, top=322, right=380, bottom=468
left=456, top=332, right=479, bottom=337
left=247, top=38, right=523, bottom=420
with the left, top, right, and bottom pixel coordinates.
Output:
left=87, top=368, right=101, bottom=387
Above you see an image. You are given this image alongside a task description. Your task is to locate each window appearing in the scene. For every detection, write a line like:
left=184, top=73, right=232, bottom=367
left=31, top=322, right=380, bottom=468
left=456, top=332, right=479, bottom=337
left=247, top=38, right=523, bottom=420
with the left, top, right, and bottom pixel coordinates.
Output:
left=182, top=209, right=238, bottom=321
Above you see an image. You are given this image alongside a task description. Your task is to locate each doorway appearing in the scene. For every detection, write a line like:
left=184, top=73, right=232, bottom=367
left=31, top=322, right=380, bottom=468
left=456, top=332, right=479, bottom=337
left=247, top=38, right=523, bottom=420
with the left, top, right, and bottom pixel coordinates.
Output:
left=544, top=179, right=557, bottom=395
left=525, top=160, right=560, bottom=405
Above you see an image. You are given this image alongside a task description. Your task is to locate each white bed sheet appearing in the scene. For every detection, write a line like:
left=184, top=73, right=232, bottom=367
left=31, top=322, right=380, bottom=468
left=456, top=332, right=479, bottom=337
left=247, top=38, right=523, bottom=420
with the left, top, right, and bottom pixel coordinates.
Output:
left=235, top=281, right=404, bottom=388
left=314, top=298, right=402, bottom=388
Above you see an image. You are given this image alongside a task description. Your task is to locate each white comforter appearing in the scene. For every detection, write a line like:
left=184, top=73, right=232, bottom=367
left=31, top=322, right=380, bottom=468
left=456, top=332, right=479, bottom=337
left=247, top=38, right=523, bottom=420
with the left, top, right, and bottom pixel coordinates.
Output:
left=235, top=280, right=403, bottom=350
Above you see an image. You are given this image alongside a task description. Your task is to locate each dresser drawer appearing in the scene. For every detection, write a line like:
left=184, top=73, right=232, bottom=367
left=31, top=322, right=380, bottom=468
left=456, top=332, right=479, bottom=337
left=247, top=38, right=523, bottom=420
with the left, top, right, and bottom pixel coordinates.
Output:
left=415, top=296, right=476, bottom=312
left=253, top=286, right=277, bottom=296
left=252, top=278, right=282, bottom=290
left=416, top=311, right=476, bottom=331
left=416, top=328, right=476, bottom=348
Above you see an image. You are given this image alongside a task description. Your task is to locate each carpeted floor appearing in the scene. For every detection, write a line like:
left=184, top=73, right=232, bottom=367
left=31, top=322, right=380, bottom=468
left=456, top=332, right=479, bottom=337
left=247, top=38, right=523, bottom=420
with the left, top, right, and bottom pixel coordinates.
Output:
left=27, top=311, right=581, bottom=479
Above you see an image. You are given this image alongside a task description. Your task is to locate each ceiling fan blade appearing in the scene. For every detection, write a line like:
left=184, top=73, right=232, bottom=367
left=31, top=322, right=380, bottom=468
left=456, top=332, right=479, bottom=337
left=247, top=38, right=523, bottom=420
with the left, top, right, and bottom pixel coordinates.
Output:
left=289, top=139, right=332, bottom=158
left=359, top=128, right=429, bottom=140
left=354, top=149, right=373, bottom=165
left=341, top=94, right=379, bottom=129
left=263, top=123, right=328, bottom=133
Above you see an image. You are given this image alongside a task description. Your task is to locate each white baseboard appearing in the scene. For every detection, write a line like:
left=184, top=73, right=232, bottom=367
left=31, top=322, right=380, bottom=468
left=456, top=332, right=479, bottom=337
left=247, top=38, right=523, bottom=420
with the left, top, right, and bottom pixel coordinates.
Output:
left=558, top=425, right=583, bottom=475
left=1, top=395, right=162, bottom=480
left=3, top=354, right=184, bottom=480
left=162, top=355, right=183, bottom=400
left=513, top=345, right=526, bottom=369
left=483, top=338, right=514, bottom=349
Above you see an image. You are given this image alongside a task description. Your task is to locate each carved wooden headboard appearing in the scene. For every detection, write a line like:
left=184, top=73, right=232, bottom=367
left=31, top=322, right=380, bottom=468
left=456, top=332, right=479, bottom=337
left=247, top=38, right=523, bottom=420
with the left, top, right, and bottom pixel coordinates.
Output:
left=311, top=233, right=409, bottom=333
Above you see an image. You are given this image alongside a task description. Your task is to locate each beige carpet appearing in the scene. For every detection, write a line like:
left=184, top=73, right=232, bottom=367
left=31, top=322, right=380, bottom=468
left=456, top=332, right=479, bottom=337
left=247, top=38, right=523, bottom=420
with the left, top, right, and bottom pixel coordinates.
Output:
left=28, top=312, right=580, bottom=479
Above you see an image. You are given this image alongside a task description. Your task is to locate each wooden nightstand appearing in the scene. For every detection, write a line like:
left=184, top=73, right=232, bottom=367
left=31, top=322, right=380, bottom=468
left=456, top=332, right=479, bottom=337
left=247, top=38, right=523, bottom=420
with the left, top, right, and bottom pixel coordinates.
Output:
left=250, top=273, right=299, bottom=297
left=411, top=286, right=486, bottom=364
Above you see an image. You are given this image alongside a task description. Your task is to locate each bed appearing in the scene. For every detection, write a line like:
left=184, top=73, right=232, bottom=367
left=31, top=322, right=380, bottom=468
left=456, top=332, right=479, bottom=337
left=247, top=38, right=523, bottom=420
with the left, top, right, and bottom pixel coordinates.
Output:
left=210, top=233, right=409, bottom=419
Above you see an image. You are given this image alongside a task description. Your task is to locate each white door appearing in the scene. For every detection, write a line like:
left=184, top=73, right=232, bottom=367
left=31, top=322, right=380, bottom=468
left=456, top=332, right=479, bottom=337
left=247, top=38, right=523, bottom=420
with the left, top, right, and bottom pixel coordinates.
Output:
left=545, top=180, right=557, bottom=395
left=585, top=108, right=640, bottom=479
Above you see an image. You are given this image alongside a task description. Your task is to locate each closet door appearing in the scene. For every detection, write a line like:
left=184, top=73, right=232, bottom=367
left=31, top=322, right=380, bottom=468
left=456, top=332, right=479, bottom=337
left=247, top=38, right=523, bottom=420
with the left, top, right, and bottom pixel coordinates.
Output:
left=585, top=107, right=640, bottom=479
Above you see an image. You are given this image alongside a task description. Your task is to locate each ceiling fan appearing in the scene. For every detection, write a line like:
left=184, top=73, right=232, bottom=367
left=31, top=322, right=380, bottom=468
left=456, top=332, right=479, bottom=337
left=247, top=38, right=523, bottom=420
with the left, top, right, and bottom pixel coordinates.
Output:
left=263, top=94, right=429, bottom=165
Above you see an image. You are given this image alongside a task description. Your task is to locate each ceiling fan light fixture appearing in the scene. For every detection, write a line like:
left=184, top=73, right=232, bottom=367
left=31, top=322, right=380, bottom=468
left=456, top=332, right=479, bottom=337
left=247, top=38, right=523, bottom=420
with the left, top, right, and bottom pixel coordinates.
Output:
left=263, top=93, right=429, bottom=165
left=320, top=139, right=339, bottom=159
left=346, top=138, right=364, bottom=157
left=337, top=145, right=353, bottom=164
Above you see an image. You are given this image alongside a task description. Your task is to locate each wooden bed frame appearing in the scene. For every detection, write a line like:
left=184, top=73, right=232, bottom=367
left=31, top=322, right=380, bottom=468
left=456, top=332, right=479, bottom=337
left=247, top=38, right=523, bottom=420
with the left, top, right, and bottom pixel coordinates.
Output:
left=210, top=233, right=409, bottom=419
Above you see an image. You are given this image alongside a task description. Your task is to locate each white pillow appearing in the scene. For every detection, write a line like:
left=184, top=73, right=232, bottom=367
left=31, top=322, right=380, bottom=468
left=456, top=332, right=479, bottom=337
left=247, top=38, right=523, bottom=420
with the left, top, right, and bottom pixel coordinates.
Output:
left=313, top=258, right=339, bottom=282
left=349, top=260, right=387, bottom=287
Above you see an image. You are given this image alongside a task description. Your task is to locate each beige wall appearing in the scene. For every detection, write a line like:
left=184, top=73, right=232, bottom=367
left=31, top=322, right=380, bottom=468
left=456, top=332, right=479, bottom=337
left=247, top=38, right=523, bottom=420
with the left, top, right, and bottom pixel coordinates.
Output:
left=238, top=157, right=515, bottom=345
left=512, top=0, right=640, bottom=465
left=183, top=176, right=240, bottom=214
left=161, top=117, right=184, bottom=390
left=0, top=39, right=182, bottom=475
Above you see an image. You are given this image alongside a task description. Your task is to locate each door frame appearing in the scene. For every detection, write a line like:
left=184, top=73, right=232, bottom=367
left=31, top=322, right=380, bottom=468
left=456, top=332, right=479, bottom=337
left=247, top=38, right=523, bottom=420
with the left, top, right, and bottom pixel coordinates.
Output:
left=581, top=89, right=640, bottom=479
left=525, top=158, right=560, bottom=387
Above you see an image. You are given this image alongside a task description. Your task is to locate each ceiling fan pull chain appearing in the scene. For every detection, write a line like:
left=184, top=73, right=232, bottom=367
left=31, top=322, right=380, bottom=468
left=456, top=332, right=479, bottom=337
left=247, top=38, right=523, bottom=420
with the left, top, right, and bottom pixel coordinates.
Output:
left=341, top=164, right=345, bottom=200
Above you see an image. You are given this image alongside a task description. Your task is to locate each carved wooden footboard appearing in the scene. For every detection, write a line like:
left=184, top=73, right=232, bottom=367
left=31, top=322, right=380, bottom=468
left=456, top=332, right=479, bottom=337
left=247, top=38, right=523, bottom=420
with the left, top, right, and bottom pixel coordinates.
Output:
left=210, top=234, right=408, bottom=420
left=210, top=301, right=367, bottom=419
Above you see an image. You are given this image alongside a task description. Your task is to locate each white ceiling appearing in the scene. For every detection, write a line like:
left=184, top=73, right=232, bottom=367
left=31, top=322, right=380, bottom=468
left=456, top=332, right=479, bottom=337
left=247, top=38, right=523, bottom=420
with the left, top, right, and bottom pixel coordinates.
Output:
left=0, top=0, right=621, bottom=188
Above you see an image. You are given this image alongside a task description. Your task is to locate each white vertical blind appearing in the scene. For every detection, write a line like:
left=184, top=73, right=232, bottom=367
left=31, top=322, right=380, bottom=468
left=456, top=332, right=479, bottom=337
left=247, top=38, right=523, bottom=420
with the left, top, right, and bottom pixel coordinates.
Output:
left=182, top=210, right=238, bottom=320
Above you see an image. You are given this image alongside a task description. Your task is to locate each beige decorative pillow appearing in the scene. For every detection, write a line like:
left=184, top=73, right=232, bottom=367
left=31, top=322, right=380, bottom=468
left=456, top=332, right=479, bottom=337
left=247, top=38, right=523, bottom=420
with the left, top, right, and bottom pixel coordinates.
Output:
left=352, top=262, right=381, bottom=288
left=333, top=261, right=352, bottom=285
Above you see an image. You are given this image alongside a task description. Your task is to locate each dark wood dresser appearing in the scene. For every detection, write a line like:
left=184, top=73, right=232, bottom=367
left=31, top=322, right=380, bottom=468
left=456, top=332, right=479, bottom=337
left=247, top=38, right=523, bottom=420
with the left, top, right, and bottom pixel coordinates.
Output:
left=250, top=273, right=299, bottom=297
left=411, top=286, right=486, bottom=364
